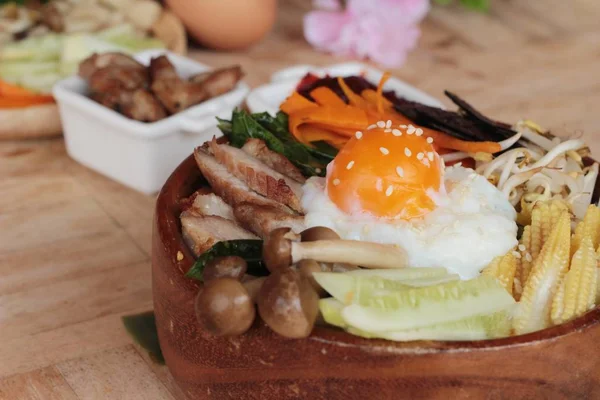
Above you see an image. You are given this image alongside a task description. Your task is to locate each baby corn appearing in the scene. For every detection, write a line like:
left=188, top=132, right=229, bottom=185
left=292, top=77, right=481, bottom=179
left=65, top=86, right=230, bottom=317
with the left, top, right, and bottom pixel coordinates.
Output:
left=518, top=225, right=533, bottom=293
left=482, top=252, right=517, bottom=296
left=551, top=236, right=597, bottom=325
left=513, top=211, right=570, bottom=335
left=572, top=205, right=600, bottom=257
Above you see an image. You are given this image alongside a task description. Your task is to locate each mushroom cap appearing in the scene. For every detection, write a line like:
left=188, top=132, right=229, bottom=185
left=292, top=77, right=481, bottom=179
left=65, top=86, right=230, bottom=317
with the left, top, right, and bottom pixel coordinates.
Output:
left=195, top=278, right=256, bottom=336
left=263, top=227, right=297, bottom=273
left=300, top=226, right=340, bottom=242
left=257, top=268, right=319, bottom=339
left=203, top=256, right=247, bottom=282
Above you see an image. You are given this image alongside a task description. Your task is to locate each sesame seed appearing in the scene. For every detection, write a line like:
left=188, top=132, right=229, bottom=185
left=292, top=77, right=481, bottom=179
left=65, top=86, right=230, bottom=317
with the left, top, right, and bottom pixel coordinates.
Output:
left=404, top=147, right=412, bottom=157
left=417, top=152, right=424, bottom=160
left=422, top=159, right=430, bottom=167
left=333, top=178, right=340, bottom=186
left=376, top=178, right=383, bottom=191
left=380, top=147, right=390, bottom=155
left=518, top=244, right=526, bottom=251
left=346, top=161, right=354, bottom=170
left=376, top=120, right=386, bottom=128
left=384, top=128, right=392, bottom=133
left=427, top=152, right=434, bottom=161
left=512, top=251, right=521, bottom=259
left=399, top=124, right=407, bottom=128
left=396, top=166, right=404, bottom=177
left=355, top=131, right=363, bottom=139
left=392, top=129, right=402, bottom=136
left=415, top=128, right=423, bottom=136
left=385, top=185, right=393, bottom=197
left=367, top=124, right=377, bottom=130
left=176, top=251, right=184, bottom=261
left=407, top=125, right=416, bottom=134
left=426, top=137, right=433, bottom=144
left=525, top=253, right=533, bottom=262
left=386, top=120, right=392, bottom=128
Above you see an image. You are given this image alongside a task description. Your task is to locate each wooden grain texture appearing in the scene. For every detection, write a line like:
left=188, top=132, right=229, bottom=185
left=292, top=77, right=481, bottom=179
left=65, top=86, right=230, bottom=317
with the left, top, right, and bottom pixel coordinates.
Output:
left=1, top=0, right=600, bottom=398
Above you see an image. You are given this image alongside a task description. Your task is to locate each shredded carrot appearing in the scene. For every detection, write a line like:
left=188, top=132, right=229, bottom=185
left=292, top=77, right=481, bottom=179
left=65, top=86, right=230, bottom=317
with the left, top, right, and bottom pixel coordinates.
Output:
left=280, top=91, right=318, bottom=115
left=281, top=73, right=504, bottom=155
left=361, top=89, right=393, bottom=112
left=288, top=106, right=369, bottom=144
left=0, top=97, right=55, bottom=108
left=337, top=77, right=368, bottom=108
left=310, top=87, right=346, bottom=107
left=427, top=130, right=502, bottom=153
left=300, top=125, right=349, bottom=148
left=376, top=72, right=391, bottom=114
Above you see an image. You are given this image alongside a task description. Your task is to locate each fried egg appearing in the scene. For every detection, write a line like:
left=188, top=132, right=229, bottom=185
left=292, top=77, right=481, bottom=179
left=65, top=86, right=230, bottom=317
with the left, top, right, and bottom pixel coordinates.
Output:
left=302, top=126, right=518, bottom=279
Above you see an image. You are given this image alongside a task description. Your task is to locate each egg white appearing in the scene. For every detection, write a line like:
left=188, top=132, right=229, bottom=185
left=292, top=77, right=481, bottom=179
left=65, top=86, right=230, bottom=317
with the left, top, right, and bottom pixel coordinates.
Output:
left=301, top=165, right=518, bottom=279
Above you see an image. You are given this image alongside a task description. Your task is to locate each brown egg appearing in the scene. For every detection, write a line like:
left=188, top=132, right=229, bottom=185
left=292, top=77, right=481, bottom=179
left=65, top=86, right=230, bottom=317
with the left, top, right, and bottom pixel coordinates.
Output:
left=166, top=0, right=278, bottom=50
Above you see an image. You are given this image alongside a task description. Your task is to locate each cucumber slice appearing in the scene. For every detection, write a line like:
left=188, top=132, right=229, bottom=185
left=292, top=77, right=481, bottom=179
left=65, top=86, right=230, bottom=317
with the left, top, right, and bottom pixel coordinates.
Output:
left=319, top=298, right=347, bottom=328
left=341, top=276, right=516, bottom=332
left=346, top=311, right=512, bottom=341
left=346, top=267, right=449, bottom=281
left=313, top=273, right=411, bottom=304
left=400, top=274, right=460, bottom=287
left=320, top=297, right=512, bottom=341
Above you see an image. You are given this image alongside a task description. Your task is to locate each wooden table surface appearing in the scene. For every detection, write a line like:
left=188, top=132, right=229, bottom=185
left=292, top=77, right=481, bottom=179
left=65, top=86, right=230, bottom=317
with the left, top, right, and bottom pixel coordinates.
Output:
left=2, top=1, right=600, bottom=399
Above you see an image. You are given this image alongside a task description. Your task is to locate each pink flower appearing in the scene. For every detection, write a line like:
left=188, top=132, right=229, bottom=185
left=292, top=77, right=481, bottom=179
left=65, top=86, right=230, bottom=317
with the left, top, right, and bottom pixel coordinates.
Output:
left=304, top=0, right=430, bottom=67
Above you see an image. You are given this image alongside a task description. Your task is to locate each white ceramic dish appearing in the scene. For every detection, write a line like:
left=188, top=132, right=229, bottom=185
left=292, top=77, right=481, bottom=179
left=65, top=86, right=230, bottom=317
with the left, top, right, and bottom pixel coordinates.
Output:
left=53, top=49, right=250, bottom=194
left=246, top=62, right=445, bottom=116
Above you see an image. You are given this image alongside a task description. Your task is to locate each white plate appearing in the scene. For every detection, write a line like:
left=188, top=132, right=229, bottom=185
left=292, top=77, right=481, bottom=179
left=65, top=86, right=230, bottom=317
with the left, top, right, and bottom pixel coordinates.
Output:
left=53, top=49, right=250, bottom=194
left=246, top=62, right=444, bottom=116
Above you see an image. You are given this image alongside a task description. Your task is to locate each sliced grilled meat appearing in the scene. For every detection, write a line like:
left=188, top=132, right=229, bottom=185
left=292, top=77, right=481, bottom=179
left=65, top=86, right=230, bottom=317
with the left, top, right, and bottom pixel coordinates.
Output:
left=120, top=89, right=167, bottom=123
left=242, top=138, right=306, bottom=183
left=233, top=202, right=305, bottom=239
left=149, top=55, right=208, bottom=114
left=79, top=52, right=145, bottom=80
left=88, top=66, right=148, bottom=93
left=193, top=147, right=293, bottom=213
left=181, top=210, right=258, bottom=256
left=189, top=65, right=243, bottom=98
left=209, top=138, right=303, bottom=212
left=182, top=192, right=234, bottom=219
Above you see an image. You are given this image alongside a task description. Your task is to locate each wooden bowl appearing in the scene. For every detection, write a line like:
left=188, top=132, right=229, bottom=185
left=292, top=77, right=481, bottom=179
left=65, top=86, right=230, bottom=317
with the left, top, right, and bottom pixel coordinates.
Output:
left=152, top=155, right=600, bottom=400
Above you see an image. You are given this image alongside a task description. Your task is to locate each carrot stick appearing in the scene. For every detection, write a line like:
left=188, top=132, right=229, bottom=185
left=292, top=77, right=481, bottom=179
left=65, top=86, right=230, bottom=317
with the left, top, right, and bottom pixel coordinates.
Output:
left=310, top=87, right=346, bottom=107
left=280, top=92, right=318, bottom=115
left=337, top=77, right=368, bottom=108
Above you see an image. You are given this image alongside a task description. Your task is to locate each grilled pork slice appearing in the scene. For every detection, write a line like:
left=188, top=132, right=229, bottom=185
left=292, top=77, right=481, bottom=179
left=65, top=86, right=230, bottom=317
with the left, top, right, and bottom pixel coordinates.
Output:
left=193, top=148, right=292, bottom=213
left=188, top=65, right=243, bottom=98
left=233, top=202, right=305, bottom=239
left=149, top=55, right=208, bottom=114
left=79, top=52, right=145, bottom=80
left=242, top=138, right=306, bottom=183
left=183, top=192, right=234, bottom=219
left=181, top=210, right=258, bottom=256
left=209, top=139, right=304, bottom=212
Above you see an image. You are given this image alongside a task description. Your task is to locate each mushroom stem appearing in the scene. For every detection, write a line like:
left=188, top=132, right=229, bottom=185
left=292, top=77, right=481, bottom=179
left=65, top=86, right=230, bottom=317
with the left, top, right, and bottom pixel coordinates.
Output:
left=291, top=240, right=408, bottom=269
left=243, top=277, right=266, bottom=303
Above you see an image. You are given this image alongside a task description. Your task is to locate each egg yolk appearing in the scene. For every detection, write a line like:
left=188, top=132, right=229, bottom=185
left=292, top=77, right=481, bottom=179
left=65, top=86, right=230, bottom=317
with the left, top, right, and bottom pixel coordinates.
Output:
left=326, top=124, right=443, bottom=219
